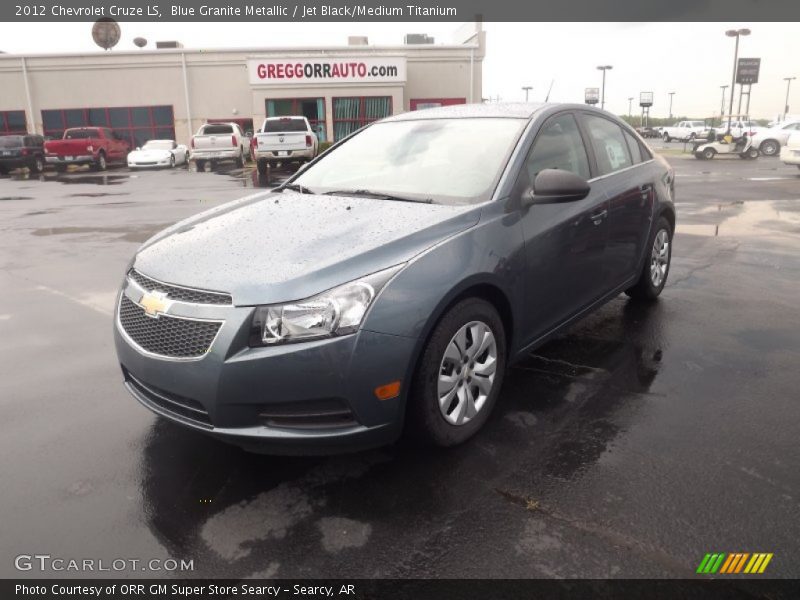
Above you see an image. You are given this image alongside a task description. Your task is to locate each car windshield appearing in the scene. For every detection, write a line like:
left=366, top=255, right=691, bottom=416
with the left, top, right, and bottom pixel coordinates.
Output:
left=264, top=118, right=307, bottom=133
left=292, top=118, right=526, bottom=205
left=64, top=129, right=99, bottom=139
left=0, top=136, right=23, bottom=148
left=143, top=140, right=174, bottom=150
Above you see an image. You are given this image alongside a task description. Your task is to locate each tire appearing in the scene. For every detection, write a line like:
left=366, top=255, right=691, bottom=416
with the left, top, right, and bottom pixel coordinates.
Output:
left=759, top=139, right=779, bottom=156
left=663, top=133, right=671, bottom=142
left=256, top=159, right=269, bottom=177
left=746, top=147, right=759, bottom=159
left=408, top=298, right=507, bottom=447
left=702, top=147, right=716, bottom=160
left=92, top=152, right=107, bottom=171
left=31, top=156, right=45, bottom=173
left=625, top=216, right=673, bottom=301
left=55, top=164, right=67, bottom=173
left=235, top=150, right=245, bottom=168
left=0, top=166, right=8, bottom=175
left=169, top=155, right=175, bottom=168
left=195, top=159, right=206, bottom=172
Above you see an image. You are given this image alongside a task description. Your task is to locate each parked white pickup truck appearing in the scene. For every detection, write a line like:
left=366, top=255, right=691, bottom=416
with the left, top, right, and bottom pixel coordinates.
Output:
left=661, top=121, right=706, bottom=142
left=253, top=116, right=319, bottom=176
left=190, top=122, right=249, bottom=169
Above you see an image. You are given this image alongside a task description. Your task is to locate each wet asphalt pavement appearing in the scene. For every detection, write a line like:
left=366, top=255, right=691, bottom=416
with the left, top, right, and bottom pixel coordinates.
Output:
left=0, top=154, right=799, bottom=579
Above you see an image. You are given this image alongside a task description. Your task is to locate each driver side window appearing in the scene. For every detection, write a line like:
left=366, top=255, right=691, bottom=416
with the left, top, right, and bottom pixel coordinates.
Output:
left=519, top=113, right=591, bottom=191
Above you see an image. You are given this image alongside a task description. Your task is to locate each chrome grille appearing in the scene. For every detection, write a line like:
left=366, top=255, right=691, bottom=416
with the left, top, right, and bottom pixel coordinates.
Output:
left=128, top=269, right=232, bottom=305
left=118, top=295, right=221, bottom=359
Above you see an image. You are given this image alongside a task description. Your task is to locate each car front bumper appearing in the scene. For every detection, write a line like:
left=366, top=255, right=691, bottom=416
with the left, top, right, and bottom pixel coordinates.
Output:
left=113, top=278, right=415, bottom=454
left=128, top=159, right=172, bottom=168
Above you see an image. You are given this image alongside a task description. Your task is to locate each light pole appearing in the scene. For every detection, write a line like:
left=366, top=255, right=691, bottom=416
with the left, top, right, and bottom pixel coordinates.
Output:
left=628, top=97, right=634, bottom=117
left=521, top=86, right=532, bottom=102
left=784, top=77, right=796, bottom=120
left=668, top=92, right=675, bottom=120
left=719, top=85, right=728, bottom=118
left=597, top=65, right=613, bottom=110
left=725, top=28, right=751, bottom=132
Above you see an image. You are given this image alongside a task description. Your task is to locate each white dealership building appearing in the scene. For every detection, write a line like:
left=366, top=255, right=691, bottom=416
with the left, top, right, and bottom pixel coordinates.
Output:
left=0, top=23, right=484, bottom=147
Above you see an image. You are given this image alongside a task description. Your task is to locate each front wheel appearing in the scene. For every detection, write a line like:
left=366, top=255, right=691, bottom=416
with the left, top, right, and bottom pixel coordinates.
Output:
left=625, top=216, right=672, bottom=301
left=93, top=152, right=107, bottom=171
left=169, top=155, right=175, bottom=168
left=408, top=298, right=506, bottom=447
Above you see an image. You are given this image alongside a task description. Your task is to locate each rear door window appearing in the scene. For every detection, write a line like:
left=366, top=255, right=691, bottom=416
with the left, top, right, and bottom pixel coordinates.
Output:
left=201, top=124, right=234, bottom=135
left=622, top=130, right=644, bottom=164
left=264, top=118, right=308, bottom=133
left=582, top=114, right=633, bottom=176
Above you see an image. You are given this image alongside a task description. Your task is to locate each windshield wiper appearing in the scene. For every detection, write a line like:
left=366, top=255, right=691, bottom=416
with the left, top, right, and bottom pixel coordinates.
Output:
left=322, top=189, right=433, bottom=204
left=277, top=183, right=314, bottom=194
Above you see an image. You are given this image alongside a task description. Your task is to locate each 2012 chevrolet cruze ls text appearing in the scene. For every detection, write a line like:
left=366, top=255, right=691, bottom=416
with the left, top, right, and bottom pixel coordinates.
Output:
left=114, top=103, right=675, bottom=454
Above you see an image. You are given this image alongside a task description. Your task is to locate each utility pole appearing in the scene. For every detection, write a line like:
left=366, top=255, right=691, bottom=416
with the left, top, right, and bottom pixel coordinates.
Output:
left=668, top=92, right=675, bottom=120
left=720, top=85, right=728, bottom=118
left=784, top=77, right=796, bottom=120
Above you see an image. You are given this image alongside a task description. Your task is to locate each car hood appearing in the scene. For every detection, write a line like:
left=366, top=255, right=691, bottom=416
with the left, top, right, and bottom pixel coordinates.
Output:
left=133, top=191, right=481, bottom=305
left=129, top=149, right=171, bottom=160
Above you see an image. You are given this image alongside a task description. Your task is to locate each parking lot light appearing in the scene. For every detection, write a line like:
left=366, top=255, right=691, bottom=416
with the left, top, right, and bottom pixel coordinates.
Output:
left=784, top=77, right=796, bottom=121
left=597, top=65, right=613, bottom=110
left=725, top=28, right=751, bottom=132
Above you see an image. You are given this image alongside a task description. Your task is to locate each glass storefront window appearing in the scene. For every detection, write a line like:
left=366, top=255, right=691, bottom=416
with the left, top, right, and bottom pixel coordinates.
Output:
left=332, top=97, right=391, bottom=141
left=1, top=110, right=27, bottom=134
left=41, top=106, right=175, bottom=144
left=266, top=97, right=326, bottom=142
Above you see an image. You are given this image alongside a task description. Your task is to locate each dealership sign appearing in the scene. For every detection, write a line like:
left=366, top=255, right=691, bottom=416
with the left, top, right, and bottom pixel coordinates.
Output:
left=736, top=58, right=761, bottom=85
left=248, top=57, right=407, bottom=85
left=584, top=88, right=599, bottom=104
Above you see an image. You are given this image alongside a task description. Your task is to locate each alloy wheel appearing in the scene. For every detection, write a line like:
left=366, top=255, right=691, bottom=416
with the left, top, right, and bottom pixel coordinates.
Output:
left=650, top=229, right=670, bottom=288
left=438, top=320, right=498, bottom=426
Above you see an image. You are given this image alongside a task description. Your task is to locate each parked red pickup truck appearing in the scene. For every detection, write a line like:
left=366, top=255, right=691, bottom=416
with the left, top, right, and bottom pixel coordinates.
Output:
left=45, top=127, right=130, bottom=172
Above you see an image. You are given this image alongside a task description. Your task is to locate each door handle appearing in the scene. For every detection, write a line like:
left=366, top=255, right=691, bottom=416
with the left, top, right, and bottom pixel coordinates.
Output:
left=589, top=209, right=607, bottom=225
left=640, top=183, right=653, bottom=198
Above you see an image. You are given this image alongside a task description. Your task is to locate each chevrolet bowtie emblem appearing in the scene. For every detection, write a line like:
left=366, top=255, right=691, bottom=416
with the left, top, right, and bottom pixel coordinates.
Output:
left=139, top=290, right=171, bottom=318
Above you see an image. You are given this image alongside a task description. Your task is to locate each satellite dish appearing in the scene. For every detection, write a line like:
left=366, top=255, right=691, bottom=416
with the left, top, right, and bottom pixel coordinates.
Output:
left=133, top=37, right=148, bottom=48
left=92, top=18, right=121, bottom=51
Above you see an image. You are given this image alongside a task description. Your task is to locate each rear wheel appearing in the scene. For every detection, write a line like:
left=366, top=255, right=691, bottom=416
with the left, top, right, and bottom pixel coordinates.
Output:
left=746, top=147, right=759, bottom=159
left=31, top=156, right=45, bottom=173
left=702, top=147, right=716, bottom=160
left=235, top=150, right=245, bottom=168
left=759, top=139, right=779, bottom=156
left=663, top=133, right=671, bottom=142
left=626, top=216, right=672, bottom=301
left=408, top=298, right=506, bottom=447
left=195, top=159, right=206, bottom=172
left=0, top=165, right=8, bottom=175
left=256, top=159, right=269, bottom=177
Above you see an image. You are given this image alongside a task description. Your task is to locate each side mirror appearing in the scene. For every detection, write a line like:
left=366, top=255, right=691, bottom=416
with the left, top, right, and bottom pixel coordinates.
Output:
left=522, top=169, right=590, bottom=207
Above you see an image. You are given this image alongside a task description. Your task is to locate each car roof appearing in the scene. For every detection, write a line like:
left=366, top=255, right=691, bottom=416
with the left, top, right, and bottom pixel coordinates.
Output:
left=384, top=102, right=550, bottom=122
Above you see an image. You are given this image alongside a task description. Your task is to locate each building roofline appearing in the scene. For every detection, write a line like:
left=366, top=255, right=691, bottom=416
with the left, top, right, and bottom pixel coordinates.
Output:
left=0, top=43, right=480, bottom=60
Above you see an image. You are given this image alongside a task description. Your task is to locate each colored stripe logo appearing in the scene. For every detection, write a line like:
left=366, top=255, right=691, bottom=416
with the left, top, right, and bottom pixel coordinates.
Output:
left=696, top=553, right=773, bottom=574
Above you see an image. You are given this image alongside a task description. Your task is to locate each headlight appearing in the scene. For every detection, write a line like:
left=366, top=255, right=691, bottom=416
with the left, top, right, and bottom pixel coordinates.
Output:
left=249, top=264, right=404, bottom=346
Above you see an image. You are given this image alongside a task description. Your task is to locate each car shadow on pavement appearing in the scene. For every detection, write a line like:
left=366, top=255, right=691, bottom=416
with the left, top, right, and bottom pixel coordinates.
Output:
left=137, top=296, right=666, bottom=577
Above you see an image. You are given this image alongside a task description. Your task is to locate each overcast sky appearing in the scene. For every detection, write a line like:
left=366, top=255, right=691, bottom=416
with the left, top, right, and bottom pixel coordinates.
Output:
left=1, top=21, right=798, bottom=119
